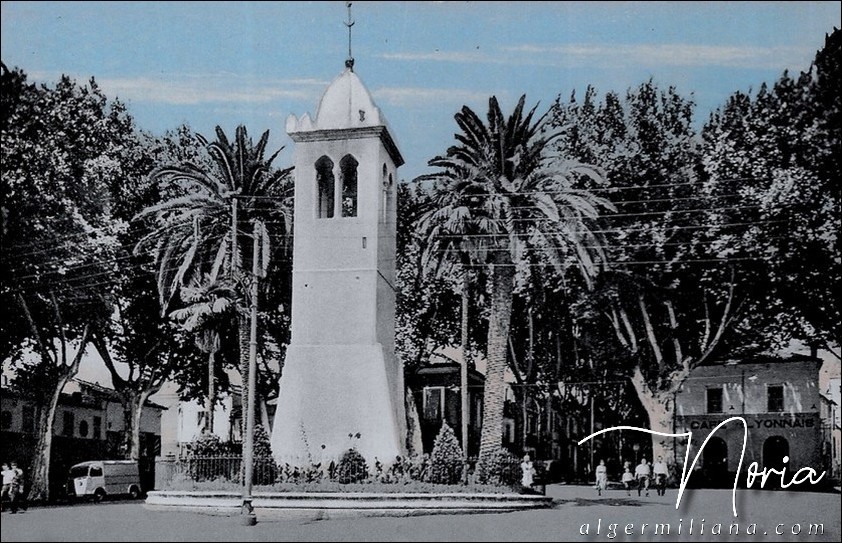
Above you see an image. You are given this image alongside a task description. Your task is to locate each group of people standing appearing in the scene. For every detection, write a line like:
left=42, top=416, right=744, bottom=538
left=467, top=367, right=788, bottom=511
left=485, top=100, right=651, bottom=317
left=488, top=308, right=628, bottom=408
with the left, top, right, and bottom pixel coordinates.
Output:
left=1, top=461, right=27, bottom=514
left=594, top=456, right=669, bottom=497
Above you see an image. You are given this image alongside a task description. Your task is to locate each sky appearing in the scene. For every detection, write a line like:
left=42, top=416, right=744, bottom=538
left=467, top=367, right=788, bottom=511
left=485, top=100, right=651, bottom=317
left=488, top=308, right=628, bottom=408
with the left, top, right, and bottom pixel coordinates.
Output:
left=2, top=1, right=840, bottom=387
left=2, top=1, right=840, bottom=185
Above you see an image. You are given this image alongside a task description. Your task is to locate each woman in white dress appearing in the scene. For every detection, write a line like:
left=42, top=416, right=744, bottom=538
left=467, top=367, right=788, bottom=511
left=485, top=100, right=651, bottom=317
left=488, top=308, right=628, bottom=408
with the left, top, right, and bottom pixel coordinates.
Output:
left=520, top=455, right=534, bottom=488
left=595, top=459, right=608, bottom=495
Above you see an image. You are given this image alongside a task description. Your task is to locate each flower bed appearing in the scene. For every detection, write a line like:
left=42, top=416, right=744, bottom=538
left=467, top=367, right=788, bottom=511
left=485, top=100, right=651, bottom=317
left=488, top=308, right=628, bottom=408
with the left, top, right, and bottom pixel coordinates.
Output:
left=164, top=474, right=520, bottom=495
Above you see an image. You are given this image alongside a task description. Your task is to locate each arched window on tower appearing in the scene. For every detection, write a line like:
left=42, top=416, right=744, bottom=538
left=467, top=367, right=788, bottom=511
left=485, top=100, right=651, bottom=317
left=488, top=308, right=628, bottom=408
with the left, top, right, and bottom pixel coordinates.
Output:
left=340, top=155, right=358, bottom=217
left=315, top=156, right=335, bottom=218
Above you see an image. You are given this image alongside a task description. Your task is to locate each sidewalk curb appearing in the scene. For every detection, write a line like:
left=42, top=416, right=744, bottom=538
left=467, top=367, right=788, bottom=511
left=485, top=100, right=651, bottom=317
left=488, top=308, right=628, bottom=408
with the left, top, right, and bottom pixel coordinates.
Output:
left=145, top=490, right=554, bottom=514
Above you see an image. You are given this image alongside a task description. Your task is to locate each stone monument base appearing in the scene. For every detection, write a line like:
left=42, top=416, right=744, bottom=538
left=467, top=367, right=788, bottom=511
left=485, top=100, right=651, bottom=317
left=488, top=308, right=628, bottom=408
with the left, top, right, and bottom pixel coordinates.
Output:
left=270, top=343, right=403, bottom=467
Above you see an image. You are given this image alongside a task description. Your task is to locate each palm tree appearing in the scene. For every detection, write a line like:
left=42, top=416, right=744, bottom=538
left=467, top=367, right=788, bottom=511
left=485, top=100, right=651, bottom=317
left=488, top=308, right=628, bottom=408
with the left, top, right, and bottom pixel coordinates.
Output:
left=418, top=95, right=614, bottom=463
left=170, top=274, right=238, bottom=433
left=135, top=125, right=292, bottom=426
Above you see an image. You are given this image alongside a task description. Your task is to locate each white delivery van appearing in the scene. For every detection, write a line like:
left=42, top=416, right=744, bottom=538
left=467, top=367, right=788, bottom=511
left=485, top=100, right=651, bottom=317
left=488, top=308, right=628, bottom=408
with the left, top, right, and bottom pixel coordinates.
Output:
left=67, top=460, right=142, bottom=502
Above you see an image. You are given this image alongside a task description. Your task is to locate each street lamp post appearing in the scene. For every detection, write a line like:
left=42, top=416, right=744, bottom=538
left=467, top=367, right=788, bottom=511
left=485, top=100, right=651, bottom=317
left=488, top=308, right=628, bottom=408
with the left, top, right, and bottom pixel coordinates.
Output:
left=240, top=221, right=260, bottom=526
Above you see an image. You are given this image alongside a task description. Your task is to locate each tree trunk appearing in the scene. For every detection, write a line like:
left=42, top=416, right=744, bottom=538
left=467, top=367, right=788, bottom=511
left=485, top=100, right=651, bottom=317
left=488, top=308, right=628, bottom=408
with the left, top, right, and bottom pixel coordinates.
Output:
left=129, top=390, right=151, bottom=462
left=260, top=399, right=271, bottom=440
left=640, top=395, right=677, bottom=477
left=121, top=394, right=137, bottom=458
left=478, top=261, right=515, bottom=463
left=27, top=375, right=68, bottom=502
left=207, top=350, right=216, bottom=433
left=404, top=386, right=424, bottom=456
left=630, top=367, right=682, bottom=480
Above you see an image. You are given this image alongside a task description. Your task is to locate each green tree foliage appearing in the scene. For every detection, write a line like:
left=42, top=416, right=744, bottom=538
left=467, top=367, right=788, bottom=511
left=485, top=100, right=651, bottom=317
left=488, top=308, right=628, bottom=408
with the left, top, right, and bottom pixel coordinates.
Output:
left=550, top=80, right=744, bottom=471
left=396, top=182, right=469, bottom=370
left=1, top=63, right=133, bottom=500
left=91, top=126, right=210, bottom=461
left=428, top=422, right=464, bottom=485
left=135, top=125, right=294, bottom=427
left=169, top=275, right=239, bottom=433
left=701, top=28, right=840, bottom=351
left=253, top=424, right=273, bottom=458
left=476, top=450, right=521, bottom=487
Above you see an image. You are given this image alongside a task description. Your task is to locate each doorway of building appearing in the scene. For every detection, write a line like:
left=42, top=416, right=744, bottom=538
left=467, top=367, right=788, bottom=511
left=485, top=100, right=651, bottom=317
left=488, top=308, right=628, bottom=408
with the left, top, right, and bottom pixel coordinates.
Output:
left=763, top=436, right=789, bottom=469
left=762, top=436, right=790, bottom=489
left=703, top=436, right=729, bottom=487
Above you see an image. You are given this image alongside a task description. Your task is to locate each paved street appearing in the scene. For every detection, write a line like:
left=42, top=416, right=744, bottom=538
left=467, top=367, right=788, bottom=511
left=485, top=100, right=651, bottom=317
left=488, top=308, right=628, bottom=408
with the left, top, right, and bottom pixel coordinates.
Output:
left=1, top=486, right=839, bottom=542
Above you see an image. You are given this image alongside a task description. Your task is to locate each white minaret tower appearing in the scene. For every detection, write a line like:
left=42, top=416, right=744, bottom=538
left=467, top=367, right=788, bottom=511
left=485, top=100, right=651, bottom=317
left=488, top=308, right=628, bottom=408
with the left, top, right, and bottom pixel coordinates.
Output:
left=271, top=11, right=405, bottom=466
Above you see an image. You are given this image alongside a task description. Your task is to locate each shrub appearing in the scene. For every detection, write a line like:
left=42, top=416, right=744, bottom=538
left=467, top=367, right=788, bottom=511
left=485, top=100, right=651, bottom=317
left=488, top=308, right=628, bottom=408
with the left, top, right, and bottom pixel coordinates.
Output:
left=476, top=450, right=521, bottom=487
left=336, top=448, right=368, bottom=484
left=185, top=433, right=228, bottom=457
left=181, top=433, right=238, bottom=482
left=253, top=424, right=273, bottom=458
left=428, top=423, right=464, bottom=485
left=409, top=453, right=431, bottom=482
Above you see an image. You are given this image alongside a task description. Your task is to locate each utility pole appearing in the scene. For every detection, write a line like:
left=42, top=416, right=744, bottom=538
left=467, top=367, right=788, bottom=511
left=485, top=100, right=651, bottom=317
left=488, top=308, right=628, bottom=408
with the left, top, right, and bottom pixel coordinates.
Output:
left=231, top=197, right=238, bottom=278
left=588, top=355, right=594, bottom=475
left=240, top=221, right=260, bottom=526
left=524, top=307, right=534, bottom=454
left=460, top=270, right=469, bottom=479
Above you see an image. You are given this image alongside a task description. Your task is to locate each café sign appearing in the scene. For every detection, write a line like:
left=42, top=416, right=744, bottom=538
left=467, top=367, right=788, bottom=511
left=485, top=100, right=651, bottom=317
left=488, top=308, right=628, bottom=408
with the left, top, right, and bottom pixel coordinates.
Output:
left=687, top=413, right=815, bottom=430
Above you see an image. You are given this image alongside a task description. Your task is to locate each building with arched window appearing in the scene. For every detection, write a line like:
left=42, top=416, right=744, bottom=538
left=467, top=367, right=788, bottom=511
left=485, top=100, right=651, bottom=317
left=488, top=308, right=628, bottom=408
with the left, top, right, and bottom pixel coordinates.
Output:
left=674, top=354, right=827, bottom=488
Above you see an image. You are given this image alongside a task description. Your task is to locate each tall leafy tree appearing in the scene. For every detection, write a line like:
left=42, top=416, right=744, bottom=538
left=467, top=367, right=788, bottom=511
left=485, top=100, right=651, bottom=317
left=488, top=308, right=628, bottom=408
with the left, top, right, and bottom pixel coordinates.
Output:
left=551, top=81, right=748, bottom=474
left=91, top=126, right=211, bottom=462
left=418, top=95, right=611, bottom=462
left=135, top=125, right=293, bottom=431
left=169, top=275, right=239, bottom=433
left=701, top=28, right=841, bottom=353
left=1, top=64, right=132, bottom=500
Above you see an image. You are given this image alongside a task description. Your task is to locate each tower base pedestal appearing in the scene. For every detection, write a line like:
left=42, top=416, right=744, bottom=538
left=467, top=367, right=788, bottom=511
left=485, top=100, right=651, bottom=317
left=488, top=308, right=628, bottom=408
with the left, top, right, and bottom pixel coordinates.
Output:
left=270, top=343, right=404, bottom=467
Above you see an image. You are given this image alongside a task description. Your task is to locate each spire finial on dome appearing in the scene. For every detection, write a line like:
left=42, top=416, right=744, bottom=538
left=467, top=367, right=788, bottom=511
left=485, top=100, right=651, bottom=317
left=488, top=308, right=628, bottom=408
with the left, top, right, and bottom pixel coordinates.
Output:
left=344, top=2, right=355, bottom=71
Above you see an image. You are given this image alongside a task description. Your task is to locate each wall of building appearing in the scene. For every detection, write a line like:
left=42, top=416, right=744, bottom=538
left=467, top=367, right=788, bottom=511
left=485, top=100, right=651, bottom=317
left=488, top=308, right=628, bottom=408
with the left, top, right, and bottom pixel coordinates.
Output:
left=676, top=360, right=822, bottom=417
left=176, top=396, right=236, bottom=445
left=1, top=383, right=165, bottom=496
left=674, top=359, right=824, bottom=485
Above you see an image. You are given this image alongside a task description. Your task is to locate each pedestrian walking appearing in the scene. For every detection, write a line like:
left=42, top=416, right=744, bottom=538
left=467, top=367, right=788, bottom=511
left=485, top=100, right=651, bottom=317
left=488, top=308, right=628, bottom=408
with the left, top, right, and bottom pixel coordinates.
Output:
left=635, top=458, right=650, bottom=497
left=594, top=459, right=607, bottom=496
left=8, top=461, right=26, bottom=514
left=1, top=462, right=13, bottom=512
left=653, top=456, right=669, bottom=496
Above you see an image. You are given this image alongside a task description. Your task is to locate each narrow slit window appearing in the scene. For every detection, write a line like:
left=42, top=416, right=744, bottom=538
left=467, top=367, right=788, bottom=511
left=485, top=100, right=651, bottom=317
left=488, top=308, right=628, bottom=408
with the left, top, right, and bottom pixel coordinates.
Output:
left=340, top=154, right=358, bottom=217
left=381, top=165, right=389, bottom=222
left=706, top=388, right=723, bottom=413
left=315, top=156, right=335, bottom=218
left=767, top=385, right=784, bottom=412
left=63, top=411, right=75, bottom=436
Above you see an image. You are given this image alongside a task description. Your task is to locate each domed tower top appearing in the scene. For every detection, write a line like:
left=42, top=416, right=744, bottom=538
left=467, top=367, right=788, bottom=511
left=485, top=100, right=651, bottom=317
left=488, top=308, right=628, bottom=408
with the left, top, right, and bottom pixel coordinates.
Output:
left=285, top=67, right=403, bottom=166
left=311, top=67, right=382, bottom=130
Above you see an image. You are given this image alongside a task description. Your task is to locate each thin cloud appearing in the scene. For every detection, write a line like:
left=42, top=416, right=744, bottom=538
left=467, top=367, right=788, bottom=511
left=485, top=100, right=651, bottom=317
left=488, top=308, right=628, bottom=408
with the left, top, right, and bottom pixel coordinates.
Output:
left=380, top=43, right=814, bottom=70
left=379, top=50, right=504, bottom=64
left=373, top=86, right=493, bottom=107
left=502, top=43, right=813, bottom=70
left=26, top=71, right=327, bottom=105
